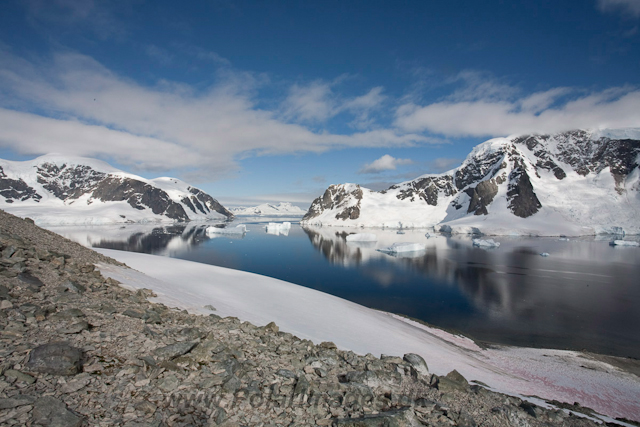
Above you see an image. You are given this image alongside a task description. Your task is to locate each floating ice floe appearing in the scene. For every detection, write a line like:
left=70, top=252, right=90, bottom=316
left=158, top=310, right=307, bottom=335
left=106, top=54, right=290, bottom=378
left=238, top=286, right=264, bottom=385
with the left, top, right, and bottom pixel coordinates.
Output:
left=472, top=239, right=500, bottom=248
left=377, top=242, right=426, bottom=255
left=206, top=224, right=247, bottom=236
left=345, top=233, right=377, bottom=242
left=540, top=252, right=550, bottom=257
left=266, top=222, right=291, bottom=236
left=558, top=237, right=570, bottom=241
left=609, top=240, right=640, bottom=247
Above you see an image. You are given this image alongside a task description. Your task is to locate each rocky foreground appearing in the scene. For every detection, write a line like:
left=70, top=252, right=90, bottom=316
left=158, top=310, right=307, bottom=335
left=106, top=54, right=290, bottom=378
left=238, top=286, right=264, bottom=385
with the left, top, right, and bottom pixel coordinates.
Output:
left=0, top=209, right=631, bottom=426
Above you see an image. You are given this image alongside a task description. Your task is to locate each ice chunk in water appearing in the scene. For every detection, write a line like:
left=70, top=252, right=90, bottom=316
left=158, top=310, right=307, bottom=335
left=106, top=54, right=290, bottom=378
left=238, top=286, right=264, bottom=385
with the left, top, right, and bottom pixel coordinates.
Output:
left=266, top=222, right=291, bottom=236
left=609, top=240, right=639, bottom=247
left=346, top=233, right=377, bottom=242
left=472, top=239, right=500, bottom=248
left=377, top=242, right=426, bottom=254
left=206, top=224, right=247, bottom=236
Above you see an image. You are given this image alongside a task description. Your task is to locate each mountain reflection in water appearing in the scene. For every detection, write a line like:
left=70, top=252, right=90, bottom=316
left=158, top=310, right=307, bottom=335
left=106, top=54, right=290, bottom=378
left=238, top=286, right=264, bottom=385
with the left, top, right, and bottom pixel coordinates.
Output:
left=50, top=222, right=640, bottom=358
left=302, top=226, right=640, bottom=358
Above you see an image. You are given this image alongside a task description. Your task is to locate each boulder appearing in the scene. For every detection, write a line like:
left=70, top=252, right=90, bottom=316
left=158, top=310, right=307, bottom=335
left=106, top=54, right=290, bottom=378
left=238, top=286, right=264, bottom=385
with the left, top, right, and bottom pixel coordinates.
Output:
left=26, top=342, right=83, bottom=376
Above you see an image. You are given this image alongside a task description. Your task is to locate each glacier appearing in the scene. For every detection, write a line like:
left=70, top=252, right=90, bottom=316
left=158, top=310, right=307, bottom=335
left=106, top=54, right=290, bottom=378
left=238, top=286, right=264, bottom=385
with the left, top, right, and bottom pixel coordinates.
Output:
left=302, top=129, right=640, bottom=236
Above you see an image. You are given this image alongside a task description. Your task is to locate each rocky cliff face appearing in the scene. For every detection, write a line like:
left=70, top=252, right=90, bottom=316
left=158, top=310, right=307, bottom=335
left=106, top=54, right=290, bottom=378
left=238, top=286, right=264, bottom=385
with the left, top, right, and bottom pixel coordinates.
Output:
left=0, top=155, right=233, bottom=224
left=302, top=130, right=640, bottom=235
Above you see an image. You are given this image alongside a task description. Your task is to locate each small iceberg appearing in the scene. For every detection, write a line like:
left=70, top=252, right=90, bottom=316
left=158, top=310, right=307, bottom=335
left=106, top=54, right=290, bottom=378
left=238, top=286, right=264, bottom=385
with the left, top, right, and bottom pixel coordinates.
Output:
left=377, top=242, right=426, bottom=255
left=346, top=233, right=377, bottom=242
left=472, top=239, right=500, bottom=248
left=206, top=224, right=247, bottom=236
left=558, top=237, right=570, bottom=241
left=266, top=222, right=291, bottom=236
left=609, top=240, right=640, bottom=247
left=540, top=252, right=550, bottom=257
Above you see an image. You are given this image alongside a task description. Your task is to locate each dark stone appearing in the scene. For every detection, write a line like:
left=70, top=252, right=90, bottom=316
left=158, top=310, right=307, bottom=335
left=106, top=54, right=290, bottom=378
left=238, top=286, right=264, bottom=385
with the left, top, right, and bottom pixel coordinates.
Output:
left=333, top=408, right=418, bottom=426
left=122, top=308, right=145, bottom=319
left=58, top=321, right=90, bottom=334
left=32, top=396, right=82, bottom=427
left=18, top=271, right=45, bottom=291
left=0, top=395, right=35, bottom=409
left=50, top=308, right=85, bottom=320
left=26, top=342, right=83, bottom=376
left=507, top=167, right=542, bottom=218
left=403, top=353, right=429, bottom=376
left=467, top=179, right=499, bottom=216
left=152, top=341, right=198, bottom=360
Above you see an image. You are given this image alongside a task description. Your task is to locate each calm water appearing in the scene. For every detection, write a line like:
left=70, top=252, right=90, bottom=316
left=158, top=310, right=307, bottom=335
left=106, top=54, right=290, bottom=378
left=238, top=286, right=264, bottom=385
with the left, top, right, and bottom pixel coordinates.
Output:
left=51, top=220, right=640, bottom=359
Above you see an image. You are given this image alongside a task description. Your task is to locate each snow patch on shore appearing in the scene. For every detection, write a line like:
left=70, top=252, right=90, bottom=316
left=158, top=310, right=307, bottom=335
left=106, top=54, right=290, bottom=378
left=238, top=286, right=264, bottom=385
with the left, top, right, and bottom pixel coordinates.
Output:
left=96, top=249, right=640, bottom=422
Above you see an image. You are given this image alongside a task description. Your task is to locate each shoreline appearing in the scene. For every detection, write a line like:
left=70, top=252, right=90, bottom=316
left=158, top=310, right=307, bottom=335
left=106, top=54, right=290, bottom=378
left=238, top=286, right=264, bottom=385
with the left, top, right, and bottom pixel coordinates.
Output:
left=2, top=208, right=639, bottom=425
left=96, top=248, right=640, bottom=423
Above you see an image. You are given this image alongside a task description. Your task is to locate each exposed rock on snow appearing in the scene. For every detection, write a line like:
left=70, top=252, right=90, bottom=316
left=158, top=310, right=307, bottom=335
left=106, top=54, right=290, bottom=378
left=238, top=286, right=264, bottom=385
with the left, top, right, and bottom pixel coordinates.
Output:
left=0, top=154, right=233, bottom=225
left=302, top=129, right=640, bottom=236
left=230, top=202, right=306, bottom=216
left=472, top=239, right=501, bottom=248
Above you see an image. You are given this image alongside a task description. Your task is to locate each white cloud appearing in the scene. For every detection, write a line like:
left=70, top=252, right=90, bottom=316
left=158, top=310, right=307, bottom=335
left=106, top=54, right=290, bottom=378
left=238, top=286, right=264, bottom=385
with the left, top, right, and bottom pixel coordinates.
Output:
left=597, top=0, right=640, bottom=17
left=281, top=81, right=385, bottom=127
left=0, top=50, right=427, bottom=180
left=359, top=155, right=413, bottom=174
left=395, top=85, right=640, bottom=137
left=282, top=81, right=336, bottom=122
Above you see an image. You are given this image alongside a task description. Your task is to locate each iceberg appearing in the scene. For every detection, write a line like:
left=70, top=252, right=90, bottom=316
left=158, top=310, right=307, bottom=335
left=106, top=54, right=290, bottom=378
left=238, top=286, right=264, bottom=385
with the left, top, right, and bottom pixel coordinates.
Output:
left=345, top=233, right=377, bottom=242
left=206, top=224, right=247, bottom=236
left=472, top=239, right=501, bottom=248
left=609, top=240, right=640, bottom=247
left=377, top=242, right=426, bottom=255
left=540, top=252, right=550, bottom=257
left=266, top=222, right=291, bottom=236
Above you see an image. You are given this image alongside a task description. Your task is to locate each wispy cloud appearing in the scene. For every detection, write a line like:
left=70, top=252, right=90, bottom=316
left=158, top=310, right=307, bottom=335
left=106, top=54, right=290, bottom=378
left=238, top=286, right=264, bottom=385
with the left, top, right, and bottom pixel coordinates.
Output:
left=395, top=72, right=640, bottom=137
left=281, top=80, right=386, bottom=128
left=0, top=49, right=426, bottom=180
left=24, top=0, right=129, bottom=40
left=597, top=0, right=640, bottom=17
left=358, top=154, right=413, bottom=174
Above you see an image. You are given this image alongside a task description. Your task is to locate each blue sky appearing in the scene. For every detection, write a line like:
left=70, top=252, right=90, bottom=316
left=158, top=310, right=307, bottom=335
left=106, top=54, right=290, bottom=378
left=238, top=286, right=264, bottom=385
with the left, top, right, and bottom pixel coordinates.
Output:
left=1, top=0, right=640, bottom=207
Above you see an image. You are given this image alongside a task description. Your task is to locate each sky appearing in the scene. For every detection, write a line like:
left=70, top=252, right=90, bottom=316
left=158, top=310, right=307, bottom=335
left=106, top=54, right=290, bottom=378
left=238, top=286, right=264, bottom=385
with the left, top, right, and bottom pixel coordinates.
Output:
left=1, top=0, right=640, bottom=208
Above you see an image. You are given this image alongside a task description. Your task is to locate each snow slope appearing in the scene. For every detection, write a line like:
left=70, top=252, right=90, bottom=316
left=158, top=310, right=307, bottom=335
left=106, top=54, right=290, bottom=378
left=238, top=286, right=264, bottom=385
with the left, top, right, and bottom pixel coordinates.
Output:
left=230, top=202, right=307, bottom=216
left=96, top=249, right=640, bottom=422
left=0, top=154, right=232, bottom=225
left=302, top=130, right=640, bottom=236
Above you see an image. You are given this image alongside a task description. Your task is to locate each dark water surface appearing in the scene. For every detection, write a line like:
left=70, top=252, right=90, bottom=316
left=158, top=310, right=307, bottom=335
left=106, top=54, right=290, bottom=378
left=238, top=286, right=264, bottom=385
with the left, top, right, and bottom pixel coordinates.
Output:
left=51, top=220, right=640, bottom=358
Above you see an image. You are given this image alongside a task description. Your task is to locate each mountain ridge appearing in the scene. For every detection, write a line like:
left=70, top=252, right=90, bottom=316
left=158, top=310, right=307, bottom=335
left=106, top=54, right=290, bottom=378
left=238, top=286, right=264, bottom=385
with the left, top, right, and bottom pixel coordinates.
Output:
left=0, top=154, right=233, bottom=225
left=230, top=202, right=307, bottom=216
left=302, top=129, right=640, bottom=236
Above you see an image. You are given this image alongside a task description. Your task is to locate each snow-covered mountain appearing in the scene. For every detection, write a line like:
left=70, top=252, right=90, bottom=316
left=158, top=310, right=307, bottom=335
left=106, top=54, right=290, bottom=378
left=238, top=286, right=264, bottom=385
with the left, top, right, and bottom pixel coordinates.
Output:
left=0, top=154, right=233, bottom=225
left=302, top=129, right=640, bottom=236
left=230, top=202, right=306, bottom=216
